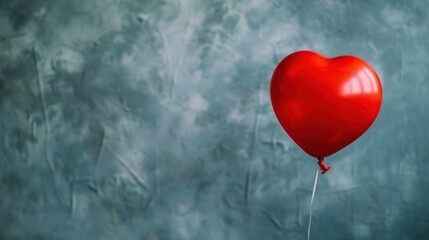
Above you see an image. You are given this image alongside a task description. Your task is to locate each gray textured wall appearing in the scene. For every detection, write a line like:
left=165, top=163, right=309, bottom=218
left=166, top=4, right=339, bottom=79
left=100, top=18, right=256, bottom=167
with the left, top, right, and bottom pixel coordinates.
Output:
left=1, top=0, right=428, bottom=239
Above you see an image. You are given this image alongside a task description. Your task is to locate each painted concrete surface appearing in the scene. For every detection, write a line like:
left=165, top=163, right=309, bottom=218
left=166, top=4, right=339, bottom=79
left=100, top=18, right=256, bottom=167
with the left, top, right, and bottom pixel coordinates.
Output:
left=0, top=0, right=428, bottom=239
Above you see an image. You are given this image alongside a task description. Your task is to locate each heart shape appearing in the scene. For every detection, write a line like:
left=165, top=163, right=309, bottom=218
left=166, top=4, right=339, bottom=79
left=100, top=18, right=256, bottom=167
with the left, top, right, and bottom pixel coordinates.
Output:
left=270, top=51, right=382, bottom=171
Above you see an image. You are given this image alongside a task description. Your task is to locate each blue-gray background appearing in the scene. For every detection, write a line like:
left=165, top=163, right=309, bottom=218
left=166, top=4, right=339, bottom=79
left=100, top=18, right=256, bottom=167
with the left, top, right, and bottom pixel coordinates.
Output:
left=1, top=0, right=428, bottom=239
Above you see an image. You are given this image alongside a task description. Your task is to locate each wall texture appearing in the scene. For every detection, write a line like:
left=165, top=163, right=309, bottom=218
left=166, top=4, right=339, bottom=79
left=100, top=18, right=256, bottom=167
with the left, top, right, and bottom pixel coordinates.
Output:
left=1, top=0, right=428, bottom=239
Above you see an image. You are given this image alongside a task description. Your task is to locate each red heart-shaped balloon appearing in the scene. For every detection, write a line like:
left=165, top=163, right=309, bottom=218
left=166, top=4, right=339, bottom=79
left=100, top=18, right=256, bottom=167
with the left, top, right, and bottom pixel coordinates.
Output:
left=270, top=51, right=382, bottom=173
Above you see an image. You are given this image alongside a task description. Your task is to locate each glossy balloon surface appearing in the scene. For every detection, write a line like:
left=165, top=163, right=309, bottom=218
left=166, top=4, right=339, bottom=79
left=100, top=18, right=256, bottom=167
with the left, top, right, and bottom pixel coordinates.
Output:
left=270, top=50, right=382, bottom=159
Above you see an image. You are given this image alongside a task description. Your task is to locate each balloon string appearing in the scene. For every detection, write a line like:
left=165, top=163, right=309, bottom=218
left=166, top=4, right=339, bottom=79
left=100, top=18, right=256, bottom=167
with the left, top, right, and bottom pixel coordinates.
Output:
left=307, top=169, right=319, bottom=240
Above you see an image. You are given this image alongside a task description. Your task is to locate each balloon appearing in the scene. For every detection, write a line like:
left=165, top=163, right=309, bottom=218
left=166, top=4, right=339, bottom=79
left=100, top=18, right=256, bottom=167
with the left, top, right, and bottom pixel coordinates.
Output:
left=270, top=50, right=382, bottom=173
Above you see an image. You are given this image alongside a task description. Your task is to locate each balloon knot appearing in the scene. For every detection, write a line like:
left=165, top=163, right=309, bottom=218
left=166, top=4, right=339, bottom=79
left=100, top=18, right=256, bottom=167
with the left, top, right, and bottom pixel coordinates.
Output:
left=317, top=157, right=331, bottom=174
